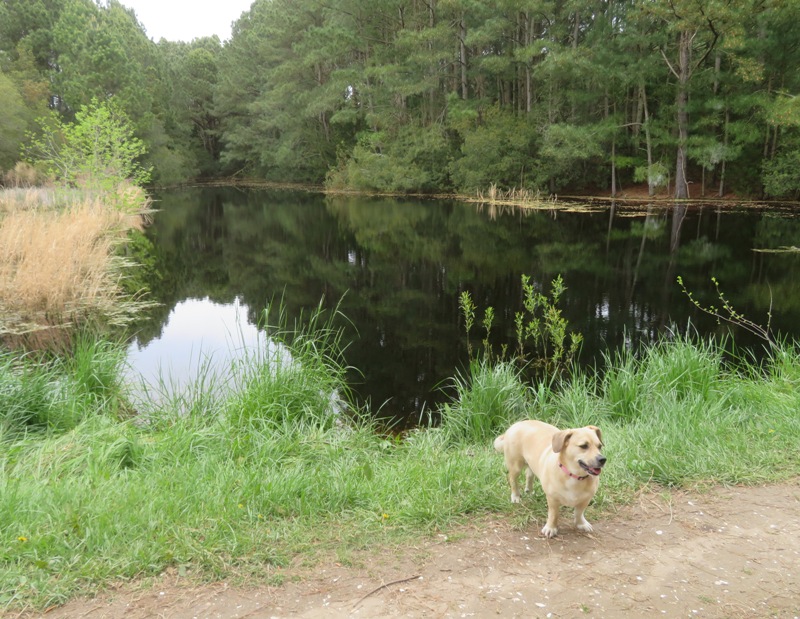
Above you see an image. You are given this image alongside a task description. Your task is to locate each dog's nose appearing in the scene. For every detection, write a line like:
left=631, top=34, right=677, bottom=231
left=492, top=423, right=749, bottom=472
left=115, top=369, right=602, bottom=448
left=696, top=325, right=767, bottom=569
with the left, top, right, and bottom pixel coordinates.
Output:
left=597, top=455, right=607, bottom=466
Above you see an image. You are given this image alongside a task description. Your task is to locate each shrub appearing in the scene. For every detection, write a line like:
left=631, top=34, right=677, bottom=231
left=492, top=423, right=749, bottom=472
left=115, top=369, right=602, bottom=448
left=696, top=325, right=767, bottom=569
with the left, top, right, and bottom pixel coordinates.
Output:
left=25, top=97, right=152, bottom=192
left=449, top=108, right=538, bottom=192
left=762, top=143, right=800, bottom=199
left=327, top=124, right=453, bottom=193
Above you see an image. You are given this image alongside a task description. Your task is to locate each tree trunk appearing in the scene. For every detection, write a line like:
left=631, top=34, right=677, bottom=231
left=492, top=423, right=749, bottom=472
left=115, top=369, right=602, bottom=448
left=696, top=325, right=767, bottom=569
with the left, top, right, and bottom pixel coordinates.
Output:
left=607, top=91, right=616, bottom=197
left=719, top=108, right=729, bottom=197
left=525, top=13, right=533, bottom=113
left=459, top=14, right=468, bottom=100
left=428, top=0, right=436, bottom=122
left=762, top=75, right=773, bottom=158
left=641, top=83, right=655, bottom=197
left=573, top=11, right=580, bottom=49
left=674, top=30, right=692, bottom=200
left=611, top=134, right=617, bottom=197
left=701, top=167, right=705, bottom=197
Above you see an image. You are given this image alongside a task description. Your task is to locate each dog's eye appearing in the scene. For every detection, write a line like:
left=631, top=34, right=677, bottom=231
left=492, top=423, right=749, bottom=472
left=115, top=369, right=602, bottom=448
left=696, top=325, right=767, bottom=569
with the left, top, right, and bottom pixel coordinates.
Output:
left=580, top=443, right=589, bottom=450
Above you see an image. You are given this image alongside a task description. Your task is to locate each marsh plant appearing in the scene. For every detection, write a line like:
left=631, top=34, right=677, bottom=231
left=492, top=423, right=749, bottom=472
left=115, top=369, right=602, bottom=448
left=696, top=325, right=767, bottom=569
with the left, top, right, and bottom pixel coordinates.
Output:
left=0, top=189, right=152, bottom=335
left=449, top=275, right=583, bottom=444
left=474, top=184, right=556, bottom=209
left=460, top=274, right=583, bottom=375
left=225, top=299, right=354, bottom=433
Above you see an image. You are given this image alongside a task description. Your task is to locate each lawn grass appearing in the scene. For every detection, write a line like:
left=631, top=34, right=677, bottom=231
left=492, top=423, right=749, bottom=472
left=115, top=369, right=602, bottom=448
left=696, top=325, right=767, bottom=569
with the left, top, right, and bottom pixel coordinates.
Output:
left=1, top=324, right=799, bottom=610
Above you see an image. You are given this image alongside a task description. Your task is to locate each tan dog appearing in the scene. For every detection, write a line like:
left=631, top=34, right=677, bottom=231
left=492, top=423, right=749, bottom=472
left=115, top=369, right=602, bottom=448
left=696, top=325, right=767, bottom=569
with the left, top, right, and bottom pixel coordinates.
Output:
left=494, top=420, right=606, bottom=538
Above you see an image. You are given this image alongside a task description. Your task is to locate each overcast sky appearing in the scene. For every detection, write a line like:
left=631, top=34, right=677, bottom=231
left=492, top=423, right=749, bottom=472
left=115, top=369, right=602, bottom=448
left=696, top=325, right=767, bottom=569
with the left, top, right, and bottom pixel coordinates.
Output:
left=121, top=0, right=254, bottom=43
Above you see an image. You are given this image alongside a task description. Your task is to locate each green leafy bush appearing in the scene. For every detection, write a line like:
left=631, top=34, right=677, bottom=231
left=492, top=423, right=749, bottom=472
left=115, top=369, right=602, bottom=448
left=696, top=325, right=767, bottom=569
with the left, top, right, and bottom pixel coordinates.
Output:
left=26, top=97, right=152, bottom=192
left=449, top=108, right=538, bottom=192
left=763, top=139, right=800, bottom=199
left=327, top=124, right=453, bottom=193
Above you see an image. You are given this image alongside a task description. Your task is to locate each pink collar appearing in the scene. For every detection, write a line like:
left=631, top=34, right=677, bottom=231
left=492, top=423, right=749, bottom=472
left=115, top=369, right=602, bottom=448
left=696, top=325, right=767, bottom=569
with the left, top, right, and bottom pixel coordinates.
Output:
left=559, top=462, right=589, bottom=480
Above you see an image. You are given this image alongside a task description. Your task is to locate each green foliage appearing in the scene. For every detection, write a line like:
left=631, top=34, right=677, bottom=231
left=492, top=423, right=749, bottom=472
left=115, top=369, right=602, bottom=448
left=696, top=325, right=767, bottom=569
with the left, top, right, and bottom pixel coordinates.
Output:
left=2, top=318, right=800, bottom=608
left=534, top=123, right=604, bottom=191
left=326, top=124, right=453, bottom=193
left=0, top=350, right=60, bottom=433
left=224, top=302, right=349, bottom=434
left=63, top=334, right=131, bottom=419
left=439, top=360, right=530, bottom=444
left=153, top=37, right=223, bottom=180
left=449, top=108, right=538, bottom=192
left=0, top=70, right=29, bottom=172
left=458, top=290, right=477, bottom=360
left=26, top=97, right=152, bottom=192
left=2, top=0, right=800, bottom=193
left=602, top=336, right=723, bottom=423
left=51, top=0, right=155, bottom=122
left=762, top=138, right=800, bottom=199
left=0, top=0, right=63, bottom=71
left=677, top=275, right=774, bottom=344
left=460, top=274, right=583, bottom=375
left=516, top=274, right=584, bottom=372
left=0, top=335, right=130, bottom=435
left=633, top=161, right=670, bottom=189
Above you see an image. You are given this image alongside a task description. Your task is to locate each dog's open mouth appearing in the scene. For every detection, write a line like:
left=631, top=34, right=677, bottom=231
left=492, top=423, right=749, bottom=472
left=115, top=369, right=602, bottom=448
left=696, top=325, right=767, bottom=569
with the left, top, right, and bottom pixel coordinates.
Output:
left=579, top=461, right=603, bottom=476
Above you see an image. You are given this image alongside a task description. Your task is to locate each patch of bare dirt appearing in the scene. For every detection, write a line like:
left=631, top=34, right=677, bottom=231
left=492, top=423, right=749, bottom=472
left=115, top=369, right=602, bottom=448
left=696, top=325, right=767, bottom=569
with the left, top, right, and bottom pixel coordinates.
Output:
left=31, top=480, right=800, bottom=619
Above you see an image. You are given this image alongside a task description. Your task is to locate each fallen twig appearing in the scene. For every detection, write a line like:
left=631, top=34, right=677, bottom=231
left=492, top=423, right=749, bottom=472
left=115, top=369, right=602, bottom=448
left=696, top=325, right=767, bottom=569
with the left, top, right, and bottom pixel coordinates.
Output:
left=352, top=574, right=422, bottom=609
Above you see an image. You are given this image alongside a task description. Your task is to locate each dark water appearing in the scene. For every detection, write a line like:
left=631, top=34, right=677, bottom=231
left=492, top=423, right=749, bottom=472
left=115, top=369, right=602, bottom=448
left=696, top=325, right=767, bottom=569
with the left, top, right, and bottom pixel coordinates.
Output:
left=124, top=187, right=800, bottom=425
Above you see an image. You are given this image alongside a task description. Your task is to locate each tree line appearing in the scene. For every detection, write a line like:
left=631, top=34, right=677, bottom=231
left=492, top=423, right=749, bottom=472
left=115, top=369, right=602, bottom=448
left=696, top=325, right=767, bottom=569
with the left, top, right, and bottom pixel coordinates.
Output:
left=1, top=0, right=799, bottom=198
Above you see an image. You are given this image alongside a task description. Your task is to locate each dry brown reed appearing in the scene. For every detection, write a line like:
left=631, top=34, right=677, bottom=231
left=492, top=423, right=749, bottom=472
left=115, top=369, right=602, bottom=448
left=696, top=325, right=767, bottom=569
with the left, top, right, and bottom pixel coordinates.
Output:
left=2, top=161, right=45, bottom=188
left=0, top=186, right=151, bottom=335
left=474, top=183, right=557, bottom=209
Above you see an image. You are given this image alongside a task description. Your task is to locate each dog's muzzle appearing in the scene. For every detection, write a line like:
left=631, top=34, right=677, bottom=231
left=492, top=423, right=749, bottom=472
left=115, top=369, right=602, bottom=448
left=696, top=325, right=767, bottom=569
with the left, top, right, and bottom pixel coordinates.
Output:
left=579, top=455, right=607, bottom=476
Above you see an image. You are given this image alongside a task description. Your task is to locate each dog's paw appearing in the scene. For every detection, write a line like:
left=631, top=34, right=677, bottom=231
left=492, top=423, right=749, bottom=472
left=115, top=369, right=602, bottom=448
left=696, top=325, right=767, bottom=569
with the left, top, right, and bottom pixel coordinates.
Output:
left=541, top=524, right=558, bottom=538
left=510, top=493, right=521, bottom=503
left=576, top=521, right=594, bottom=533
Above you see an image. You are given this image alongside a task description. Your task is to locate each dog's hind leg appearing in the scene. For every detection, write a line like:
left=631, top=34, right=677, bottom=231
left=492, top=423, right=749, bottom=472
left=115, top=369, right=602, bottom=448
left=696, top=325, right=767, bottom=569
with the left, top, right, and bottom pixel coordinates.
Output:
left=524, top=467, right=535, bottom=494
left=506, top=461, right=523, bottom=503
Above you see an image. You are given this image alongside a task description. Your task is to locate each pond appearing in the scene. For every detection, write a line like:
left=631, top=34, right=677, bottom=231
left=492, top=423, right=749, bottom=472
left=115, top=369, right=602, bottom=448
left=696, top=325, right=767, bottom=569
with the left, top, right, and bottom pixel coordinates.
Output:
left=123, top=187, right=800, bottom=426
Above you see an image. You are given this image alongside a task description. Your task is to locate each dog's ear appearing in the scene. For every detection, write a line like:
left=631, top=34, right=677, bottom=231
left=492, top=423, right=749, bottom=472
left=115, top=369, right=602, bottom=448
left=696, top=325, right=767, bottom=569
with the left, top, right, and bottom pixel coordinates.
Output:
left=588, top=425, right=602, bottom=444
left=552, top=430, right=572, bottom=453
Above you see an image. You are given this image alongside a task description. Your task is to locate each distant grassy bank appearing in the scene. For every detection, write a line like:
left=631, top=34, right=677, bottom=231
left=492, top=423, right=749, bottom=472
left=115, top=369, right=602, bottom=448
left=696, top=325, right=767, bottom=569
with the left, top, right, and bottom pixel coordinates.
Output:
left=1, top=315, right=798, bottom=610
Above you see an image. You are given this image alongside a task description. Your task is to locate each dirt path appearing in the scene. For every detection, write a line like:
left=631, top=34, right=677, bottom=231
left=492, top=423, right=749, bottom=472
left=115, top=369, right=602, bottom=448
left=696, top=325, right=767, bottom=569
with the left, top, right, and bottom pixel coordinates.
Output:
left=37, top=480, right=800, bottom=619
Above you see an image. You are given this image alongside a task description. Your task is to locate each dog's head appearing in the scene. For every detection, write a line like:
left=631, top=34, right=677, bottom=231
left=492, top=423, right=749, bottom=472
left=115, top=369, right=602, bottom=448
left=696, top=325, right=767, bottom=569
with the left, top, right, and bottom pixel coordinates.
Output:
left=552, top=426, right=606, bottom=476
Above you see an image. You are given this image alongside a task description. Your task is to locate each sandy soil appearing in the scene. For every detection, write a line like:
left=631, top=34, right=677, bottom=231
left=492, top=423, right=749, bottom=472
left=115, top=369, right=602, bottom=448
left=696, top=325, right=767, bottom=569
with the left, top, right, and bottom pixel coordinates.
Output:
left=32, top=480, right=800, bottom=619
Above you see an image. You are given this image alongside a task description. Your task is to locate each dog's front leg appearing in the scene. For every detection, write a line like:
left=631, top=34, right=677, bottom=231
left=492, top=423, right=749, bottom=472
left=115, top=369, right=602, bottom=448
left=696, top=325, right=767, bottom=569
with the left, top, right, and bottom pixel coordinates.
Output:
left=574, top=500, right=593, bottom=533
left=541, top=497, right=560, bottom=538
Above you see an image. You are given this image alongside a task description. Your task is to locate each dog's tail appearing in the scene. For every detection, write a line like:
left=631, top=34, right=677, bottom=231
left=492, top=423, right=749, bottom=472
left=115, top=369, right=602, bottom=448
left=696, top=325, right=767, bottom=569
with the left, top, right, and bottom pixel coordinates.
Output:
left=493, top=434, right=505, bottom=453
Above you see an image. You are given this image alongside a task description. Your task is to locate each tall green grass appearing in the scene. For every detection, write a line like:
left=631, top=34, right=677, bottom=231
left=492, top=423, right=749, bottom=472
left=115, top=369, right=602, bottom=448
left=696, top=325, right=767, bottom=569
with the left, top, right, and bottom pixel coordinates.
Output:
left=438, top=359, right=530, bottom=443
left=1, top=324, right=799, bottom=611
